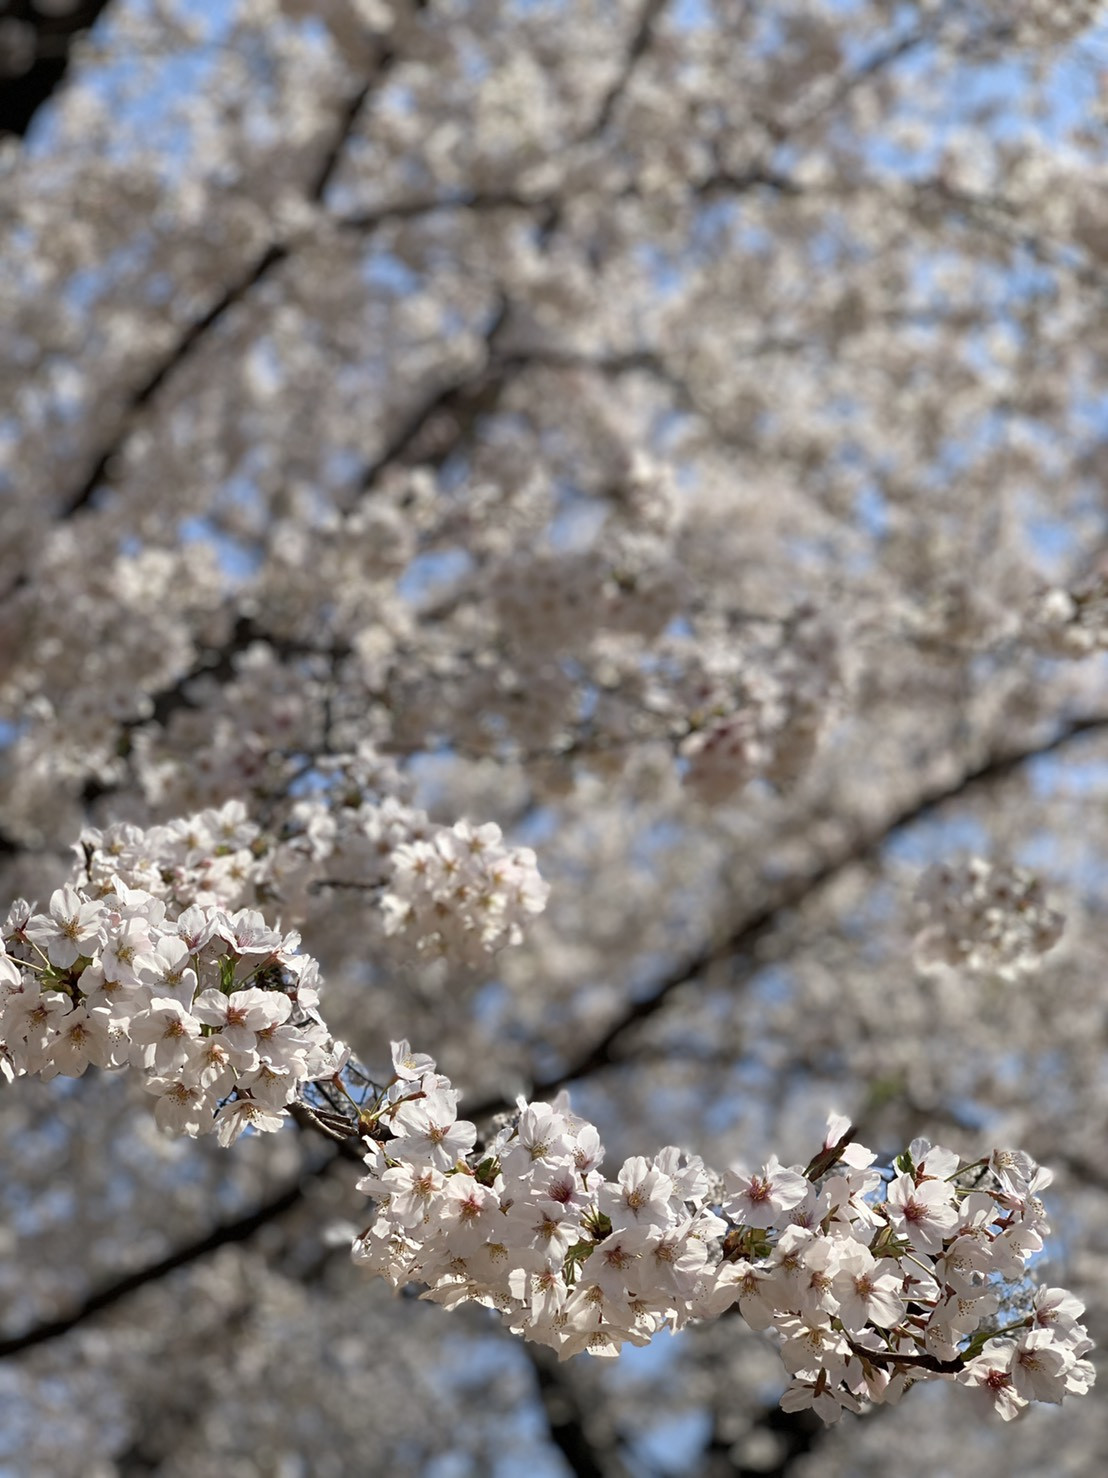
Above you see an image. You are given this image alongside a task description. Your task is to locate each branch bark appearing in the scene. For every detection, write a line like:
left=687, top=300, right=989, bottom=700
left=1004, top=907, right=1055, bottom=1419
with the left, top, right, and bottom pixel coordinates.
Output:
left=0, top=1148, right=342, bottom=1360
left=0, top=1, right=115, bottom=140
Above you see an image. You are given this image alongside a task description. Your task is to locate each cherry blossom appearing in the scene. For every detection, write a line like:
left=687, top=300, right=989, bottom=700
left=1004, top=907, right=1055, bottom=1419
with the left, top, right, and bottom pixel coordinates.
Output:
left=1, top=0, right=1107, bottom=1466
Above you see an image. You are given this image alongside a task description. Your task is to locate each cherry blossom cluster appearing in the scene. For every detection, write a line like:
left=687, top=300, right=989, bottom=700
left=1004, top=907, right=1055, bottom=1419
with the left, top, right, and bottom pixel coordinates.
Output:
left=677, top=613, right=841, bottom=803
left=378, top=819, right=549, bottom=963
left=60, top=752, right=548, bottom=968
left=490, top=534, right=683, bottom=662
left=913, top=858, right=1065, bottom=979
left=1030, top=570, right=1108, bottom=657
left=0, top=789, right=549, bottom=1136
left=351, top=1050, right=1093, bottom=1422
left=0, top=873, right=335, bottom=1144
left=998, top=0, right=1106, bottom=48
left=283, top=746, right=550, bottom=962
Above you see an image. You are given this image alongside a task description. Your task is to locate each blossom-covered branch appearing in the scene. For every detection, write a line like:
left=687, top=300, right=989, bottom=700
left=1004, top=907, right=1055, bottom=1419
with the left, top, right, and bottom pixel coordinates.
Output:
left=352, top=1046, right=1093, bottom=1424
left=0, top=790, right=546, bottom=1136
left=0, top=806, right=1093, bottom=1427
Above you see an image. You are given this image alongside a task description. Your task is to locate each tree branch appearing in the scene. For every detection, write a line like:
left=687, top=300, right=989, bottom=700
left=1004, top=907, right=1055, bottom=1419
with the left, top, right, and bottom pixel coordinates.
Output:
left=0, top=1, right=116, bottom=140
left=0, top=1149, right=343, bottom=1360
left=524, top=1345, right=635, bottom=1478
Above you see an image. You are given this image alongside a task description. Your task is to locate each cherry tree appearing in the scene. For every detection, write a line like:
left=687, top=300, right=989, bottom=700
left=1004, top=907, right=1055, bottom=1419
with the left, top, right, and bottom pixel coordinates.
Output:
left=0, top=0, right=1106, bottom=1472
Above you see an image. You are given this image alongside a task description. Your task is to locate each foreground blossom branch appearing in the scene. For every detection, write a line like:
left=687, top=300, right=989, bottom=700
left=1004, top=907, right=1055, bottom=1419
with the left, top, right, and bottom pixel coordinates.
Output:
left=351, top=1050, right=1093, bottom=1424
left=0, top=805, right=1093, bottom=1426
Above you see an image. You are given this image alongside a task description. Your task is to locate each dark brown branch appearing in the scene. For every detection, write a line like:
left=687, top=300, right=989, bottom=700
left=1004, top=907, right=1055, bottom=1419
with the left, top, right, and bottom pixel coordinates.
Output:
left=698, top=1402, right=824, bottom=1478
left=0, top=1, right=115, bottom=140
left=45, top=0, right=676, bottom=533
left=844, top=1338, right=963, bottom=1375
left=349, top=0, right=677, bottom=495
left=525, top=1345, right=634, bottom=1478
left=355, top=297, right=511, bottom=494
left=589, top=0, right=668, bottom=137
left=0, top=1151, right=342, bottom=1360
left=58, top=237, right=289, bottom=520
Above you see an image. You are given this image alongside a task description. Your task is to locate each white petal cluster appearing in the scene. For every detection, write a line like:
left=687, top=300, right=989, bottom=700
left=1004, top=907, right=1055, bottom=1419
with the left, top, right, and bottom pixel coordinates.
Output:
left=353, top=1065, right=1094, bottom=1422
left=914, top=858, right=1065, bottom=979
left=381, top=820, right=548, bottom=963
left=1028, top=572, right=1108, bottom=657
left=1, top=881, right=335, bottom=1143
left=0, top=794, right=550, bottom=1134
left=355, top=1061, right=725, bottom=1360
left=997, top=0, right=1106, bottom=48
left=283, top=749, right=550, bottom=963
left=0, top=803, right=1095, bottom=1426
left=72, top=761, right=549, bottom=969
left=491, top=550, right=612, bottom=659
left=679, top=616, right=840, bottom=803
left=489, top=522, right=683, bottom=663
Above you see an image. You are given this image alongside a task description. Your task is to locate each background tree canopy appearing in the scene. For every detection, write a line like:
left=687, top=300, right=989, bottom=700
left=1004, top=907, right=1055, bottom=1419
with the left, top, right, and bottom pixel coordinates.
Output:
left=1, top=0, right=1106, bottom=1472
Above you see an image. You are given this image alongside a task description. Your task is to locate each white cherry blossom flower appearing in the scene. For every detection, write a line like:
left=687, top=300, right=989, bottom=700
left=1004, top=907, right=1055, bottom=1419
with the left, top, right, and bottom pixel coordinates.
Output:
left=214, top=1097, right=287, bottom=1145
left=598, top=1156, right=676, bottom=1236
left=193, top=986, right=292, bottom=1053
left=884, top=1172, right=958, bottom=1256
left=831, top=1244, right=905, bottom=1332
left=129, top=998, right=202, bottom=1074
left=145, top=1075, right=214, bottom=1137
left=724, top=1155, right=809, bottom=1229
left=961, top=1342, right=1027, bottom=1421
left=42, top=1004, right=114, bottom=1079
left=23, top=885, right=102, bottom=968
left=1010, top=1329, right=1073, bottom=1404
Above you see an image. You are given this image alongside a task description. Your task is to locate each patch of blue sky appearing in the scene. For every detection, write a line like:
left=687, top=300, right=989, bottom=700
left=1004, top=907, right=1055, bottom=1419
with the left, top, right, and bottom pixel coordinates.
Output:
left=428, top=1333, right=571, bottom=1478
left=470, top=978, right=509, bottom=1028
left=726, top=217, right=776, bottom=259
left=1026, top=741, right=1108, bottom=797
left=603, top=1341, right=715, bottom=1473
left=838, top=877, right=899, bottom=939
left=632, top=241, right=686, bottom=301
left=26, top=0, right=229, bottom=160
left=1021, top=510, right=1086, bottom=570
left=512, top=807, right=560, bottom=849
left=396, top=546, right=473, bottom=604
left=747, top=962, right=793, bottom=1010
left=286, top=765, right=333, bottom=800
left=506, top=0, right=567, bottom=13
left=633, top=1409, right=714, bottom=1475
left=642, top=408, right=698, bottom=468
left=179, top=512, right=262, bottom=580
left=362, top=250, right=423, bottom=298
left=422, top=1448, right=476, bottom=1478
left=779, top=530, right=849, bottom=577
left=30, top=0, right=341, bottom=199
left=1011, top=832, right=1069, bottom=883
left=835, top=16, right=1108, bottom=194
left=670, top=0, right=712, bottom=29
left=403, top=748, right=551, bottom=829
left=853, top=481, right=891, bottom=540
left=547, top=486, right=608, bottom=547
left=885, top=811, right=992, bottom=865
left=703, top=1089, right=748, bottom=1137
